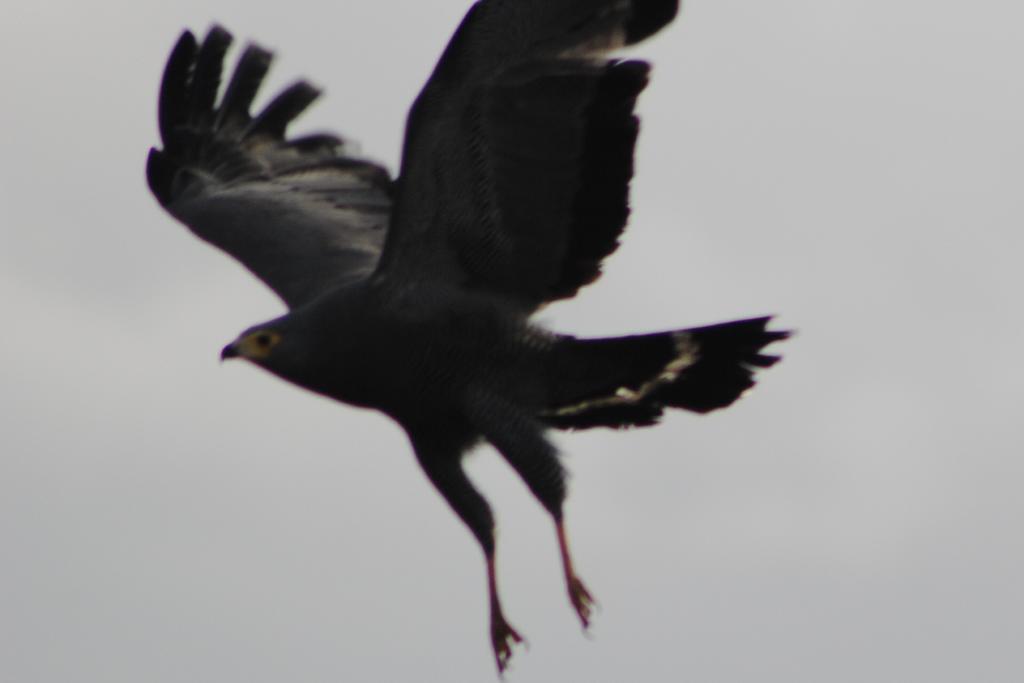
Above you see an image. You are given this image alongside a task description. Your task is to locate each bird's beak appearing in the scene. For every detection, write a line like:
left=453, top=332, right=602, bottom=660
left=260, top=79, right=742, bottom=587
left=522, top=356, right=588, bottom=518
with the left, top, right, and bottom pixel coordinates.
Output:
left=220, top=342, right=240, bottom=362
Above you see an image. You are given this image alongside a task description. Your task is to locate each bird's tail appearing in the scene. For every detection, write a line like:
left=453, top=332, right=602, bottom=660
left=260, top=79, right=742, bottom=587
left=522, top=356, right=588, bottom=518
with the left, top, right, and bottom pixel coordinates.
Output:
left=540, top=316, right=790, bottom=430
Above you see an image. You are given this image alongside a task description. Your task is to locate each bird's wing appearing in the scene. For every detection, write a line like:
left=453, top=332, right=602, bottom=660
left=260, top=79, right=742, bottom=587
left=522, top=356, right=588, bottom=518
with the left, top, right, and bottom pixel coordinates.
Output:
left=147, top=26, right=392, bottom=310
left=374, top=0, right=678, bottom=309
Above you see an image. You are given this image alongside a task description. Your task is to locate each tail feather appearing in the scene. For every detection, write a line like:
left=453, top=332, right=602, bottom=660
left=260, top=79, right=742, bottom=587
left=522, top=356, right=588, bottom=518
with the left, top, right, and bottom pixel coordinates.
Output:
left=542, top=316, right=790, bottom=430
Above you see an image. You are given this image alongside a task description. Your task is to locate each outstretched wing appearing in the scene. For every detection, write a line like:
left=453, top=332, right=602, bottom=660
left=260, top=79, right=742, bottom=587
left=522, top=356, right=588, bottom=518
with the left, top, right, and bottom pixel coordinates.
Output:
left=375, top=0, right=678, bottom=309
left=147, top=26, right=392, bottom=310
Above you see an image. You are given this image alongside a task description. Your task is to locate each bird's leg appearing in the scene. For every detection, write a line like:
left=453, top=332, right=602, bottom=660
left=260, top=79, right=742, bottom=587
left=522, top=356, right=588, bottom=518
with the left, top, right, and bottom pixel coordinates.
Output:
left=464, top=391, right=598, bottom=630
left=556, top=519, right=596, bottom=629
left=410, top=436, right=526, bottom=672
left=487, top=553, right=524, bottom=674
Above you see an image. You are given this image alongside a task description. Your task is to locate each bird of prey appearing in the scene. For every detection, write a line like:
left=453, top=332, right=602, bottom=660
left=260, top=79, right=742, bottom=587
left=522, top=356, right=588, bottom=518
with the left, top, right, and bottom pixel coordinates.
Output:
left=147, top=0, right=788, bottom=672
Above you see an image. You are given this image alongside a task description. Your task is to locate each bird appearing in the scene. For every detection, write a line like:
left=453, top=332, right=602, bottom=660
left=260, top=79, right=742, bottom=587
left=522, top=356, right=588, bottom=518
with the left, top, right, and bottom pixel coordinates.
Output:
left=147, top=0, right=788, bottom=672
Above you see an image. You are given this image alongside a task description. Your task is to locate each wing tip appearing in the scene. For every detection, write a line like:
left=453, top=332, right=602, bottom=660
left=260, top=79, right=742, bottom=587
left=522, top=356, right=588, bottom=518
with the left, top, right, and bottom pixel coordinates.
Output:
left=157, top=30, right=199, bottom=146
left=200, top=24, right=234, bottom=57
left=216, top=42, right=275, bottom=128
left=548, top=59, right=651, bottom=301
left=245, top=80, right=322, bottom=139
left=146, top=147, right=174, bottom=206
left=186, top=25, right=234, bottom=121
left=626, top=0, right=680, bottom=45
left=159, top=24, right=311, bottom=146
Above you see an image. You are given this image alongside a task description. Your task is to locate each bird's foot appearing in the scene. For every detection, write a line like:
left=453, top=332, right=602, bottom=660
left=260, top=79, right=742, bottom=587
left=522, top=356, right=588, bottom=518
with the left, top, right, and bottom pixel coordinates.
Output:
left=491, top=612, right=525, bottom=674
left=568, top=575, right=597, bottom=630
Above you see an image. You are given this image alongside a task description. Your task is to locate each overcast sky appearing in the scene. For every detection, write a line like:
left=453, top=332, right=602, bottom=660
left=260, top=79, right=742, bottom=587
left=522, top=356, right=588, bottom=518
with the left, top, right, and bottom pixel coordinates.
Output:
left=2, top=1, right=1021, bottom=681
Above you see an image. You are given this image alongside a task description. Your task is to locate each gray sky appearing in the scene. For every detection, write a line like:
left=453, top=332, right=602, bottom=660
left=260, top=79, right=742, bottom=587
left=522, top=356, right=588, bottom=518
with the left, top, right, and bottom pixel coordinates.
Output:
left=2, top=1, right=1021, bottom=681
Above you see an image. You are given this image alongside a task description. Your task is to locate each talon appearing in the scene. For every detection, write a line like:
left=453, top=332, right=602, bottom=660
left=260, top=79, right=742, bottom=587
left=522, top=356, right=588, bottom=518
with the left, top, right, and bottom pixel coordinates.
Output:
left=555, top=521, right=597, bottom=631
left=568, top=576, right=597, bottom=629
left=491, top=612, right=524, bottom=673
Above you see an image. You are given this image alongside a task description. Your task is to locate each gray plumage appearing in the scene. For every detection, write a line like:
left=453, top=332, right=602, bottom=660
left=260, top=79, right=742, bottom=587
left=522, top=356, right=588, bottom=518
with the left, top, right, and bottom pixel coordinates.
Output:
left=148, top=26, right=390, bottom=308
left=147, top=0, right=788, bottom=672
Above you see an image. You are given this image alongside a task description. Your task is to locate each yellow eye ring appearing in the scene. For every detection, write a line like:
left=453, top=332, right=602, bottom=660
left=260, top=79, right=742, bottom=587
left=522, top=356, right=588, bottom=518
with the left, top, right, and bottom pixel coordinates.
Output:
left=239, top=329, right=282, bottom=359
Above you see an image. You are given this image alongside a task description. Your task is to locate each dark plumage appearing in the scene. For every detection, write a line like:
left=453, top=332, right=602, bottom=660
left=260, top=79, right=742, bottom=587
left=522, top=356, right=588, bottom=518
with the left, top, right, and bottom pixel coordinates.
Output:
left=147, top=0, right=789, bottom=672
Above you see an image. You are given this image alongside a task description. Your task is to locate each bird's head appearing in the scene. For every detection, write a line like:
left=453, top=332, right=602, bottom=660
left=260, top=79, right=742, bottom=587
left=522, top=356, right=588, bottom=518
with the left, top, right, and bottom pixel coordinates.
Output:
left=220, top=316, right=308, bottom=378
left=219, top=312, right=350, bottom=403
left=221, top=327, right=282, bottom=362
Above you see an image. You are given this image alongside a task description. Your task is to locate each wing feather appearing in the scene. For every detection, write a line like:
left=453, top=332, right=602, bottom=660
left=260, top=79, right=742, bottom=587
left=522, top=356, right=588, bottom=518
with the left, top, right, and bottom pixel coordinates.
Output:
left=376, top=0, right=677, bottom=308
left=215, top=44, right=272, bottom=131
left=148, top=26, right=392, bottom=309
left=186, top=26, right=232, bottom=125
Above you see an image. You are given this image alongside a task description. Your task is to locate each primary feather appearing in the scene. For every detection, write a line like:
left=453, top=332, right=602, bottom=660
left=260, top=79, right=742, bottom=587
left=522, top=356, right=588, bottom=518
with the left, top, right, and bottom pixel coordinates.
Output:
left=147, top=26, right=391, bottom=309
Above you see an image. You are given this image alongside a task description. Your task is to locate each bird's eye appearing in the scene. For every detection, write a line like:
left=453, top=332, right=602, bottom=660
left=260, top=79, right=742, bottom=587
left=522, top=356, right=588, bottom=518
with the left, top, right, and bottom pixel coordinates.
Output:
left=242, top=330, right=281, bottom=358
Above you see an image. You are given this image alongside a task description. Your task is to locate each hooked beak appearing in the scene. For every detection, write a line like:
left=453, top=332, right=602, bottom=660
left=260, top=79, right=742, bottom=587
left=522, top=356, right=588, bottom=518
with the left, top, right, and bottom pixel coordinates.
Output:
left=220, top=342, right=240, bottom=362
